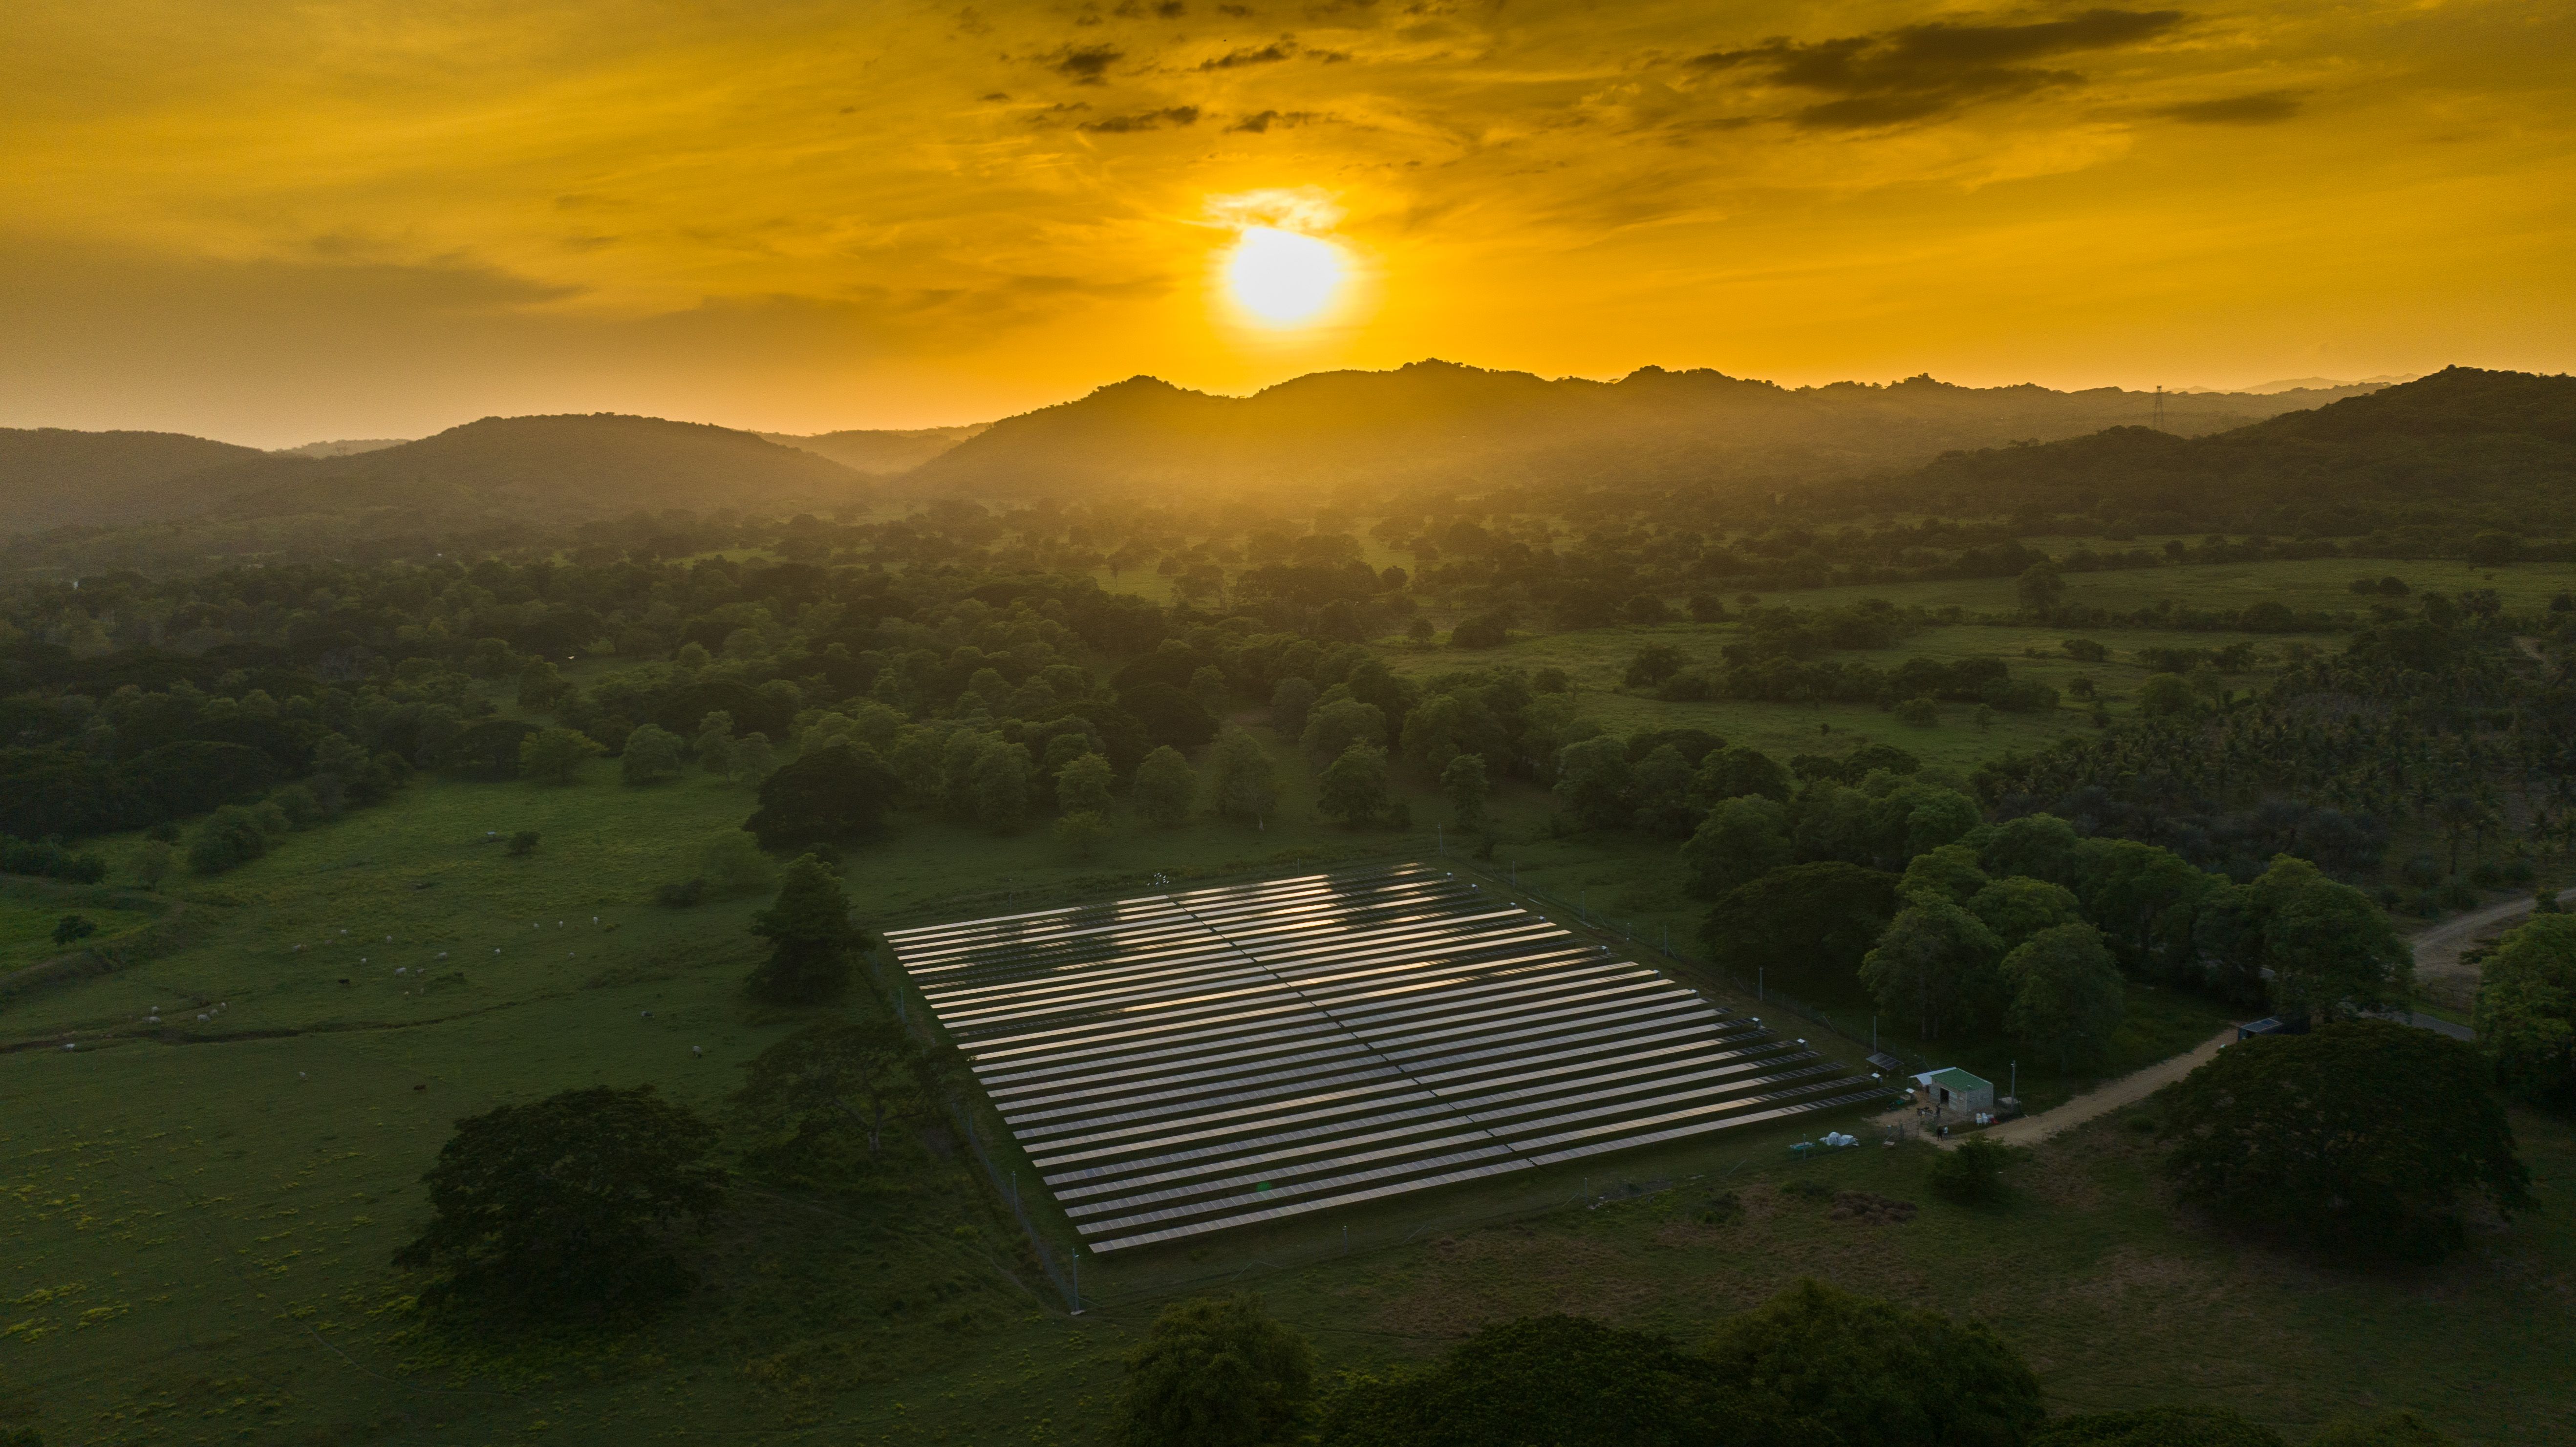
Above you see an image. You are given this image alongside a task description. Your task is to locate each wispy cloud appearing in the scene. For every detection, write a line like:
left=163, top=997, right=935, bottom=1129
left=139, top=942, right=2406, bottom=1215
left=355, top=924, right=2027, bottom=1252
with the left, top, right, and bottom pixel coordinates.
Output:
left=1692, top=9, right=2188, bottom=128
left=2155, top=89, right=2301, bottom=124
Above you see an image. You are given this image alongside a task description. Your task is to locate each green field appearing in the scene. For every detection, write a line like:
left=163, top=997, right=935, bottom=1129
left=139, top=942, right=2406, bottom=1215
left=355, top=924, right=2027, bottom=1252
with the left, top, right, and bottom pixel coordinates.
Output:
left=0, top=888, right=162, bottom=978
left=4, top=682, right=2567, bottom=1445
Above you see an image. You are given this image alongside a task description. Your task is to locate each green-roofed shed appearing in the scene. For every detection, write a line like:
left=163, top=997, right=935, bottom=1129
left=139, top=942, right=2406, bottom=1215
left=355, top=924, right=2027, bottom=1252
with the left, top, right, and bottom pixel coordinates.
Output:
left=1912, top=1067, right=1995, bottom=1117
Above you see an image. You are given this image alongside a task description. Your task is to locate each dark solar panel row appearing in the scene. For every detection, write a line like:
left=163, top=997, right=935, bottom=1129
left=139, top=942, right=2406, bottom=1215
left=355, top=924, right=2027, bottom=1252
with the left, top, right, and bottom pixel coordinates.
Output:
left=884, top=863, right=1876, bottom=1253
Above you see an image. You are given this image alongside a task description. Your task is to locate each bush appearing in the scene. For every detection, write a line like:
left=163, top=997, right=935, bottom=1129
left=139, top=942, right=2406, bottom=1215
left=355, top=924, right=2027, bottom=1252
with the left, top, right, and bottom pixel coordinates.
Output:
left=1896, top=697, right=1939, bottom=726
left=0, top=834, right=108, bottom=884
left=52, top=915, right=98, bottom=949
left=1449, top=610, right=1513, bottom=649
left=1117, top=1294, right=1316, bottom=1447
left=1927, top=1136, right=2015, bottom=1206
left=507, top=830, right=540, bottom=856
left=395, top=1085, right=726, bottom=1318
left=655, top=877, right=707, bottom=907
left=699, top=830, right=777, bottom=897
left=269, top=783, right=324, bottom=829
left=186, top=805, right=272, bottom=874
left=1055, top=810, right=1109, bottom=860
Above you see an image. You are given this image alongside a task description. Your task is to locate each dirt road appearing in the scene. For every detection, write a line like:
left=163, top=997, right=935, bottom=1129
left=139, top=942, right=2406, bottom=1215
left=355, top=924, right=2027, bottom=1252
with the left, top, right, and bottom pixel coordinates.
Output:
left=2409, top=886, right=2574, bottom=1008
left=1902, top=1029, right=2237, bottom=1149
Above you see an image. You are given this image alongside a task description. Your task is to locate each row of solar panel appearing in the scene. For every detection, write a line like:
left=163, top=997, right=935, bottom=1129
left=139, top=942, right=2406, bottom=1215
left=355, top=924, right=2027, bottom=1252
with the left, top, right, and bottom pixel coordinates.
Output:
left=884, top=864, right=1877, bottom=1254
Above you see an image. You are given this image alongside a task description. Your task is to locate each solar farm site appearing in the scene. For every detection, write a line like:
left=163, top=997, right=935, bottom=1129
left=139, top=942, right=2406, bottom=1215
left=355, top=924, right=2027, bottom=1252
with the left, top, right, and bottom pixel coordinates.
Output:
left=883, top=863, right=1882, bottom=1255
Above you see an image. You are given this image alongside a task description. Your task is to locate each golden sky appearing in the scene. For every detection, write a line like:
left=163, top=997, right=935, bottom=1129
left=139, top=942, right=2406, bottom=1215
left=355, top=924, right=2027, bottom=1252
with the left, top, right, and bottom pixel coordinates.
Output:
left=4, top=0, right=2571, bottom=446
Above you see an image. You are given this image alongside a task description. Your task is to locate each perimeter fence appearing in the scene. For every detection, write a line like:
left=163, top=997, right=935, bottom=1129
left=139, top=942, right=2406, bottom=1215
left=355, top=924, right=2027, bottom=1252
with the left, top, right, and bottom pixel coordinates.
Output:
left=861, top=850, right=1915, bottom=1319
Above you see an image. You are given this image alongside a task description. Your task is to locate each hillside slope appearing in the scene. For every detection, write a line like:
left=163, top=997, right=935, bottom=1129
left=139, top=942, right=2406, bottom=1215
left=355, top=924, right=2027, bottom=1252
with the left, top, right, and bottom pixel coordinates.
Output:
left=901, top=360, right=2385, bottom=500
left=0, top=428, right=268, bottom=532
left=8, top=414, right=870, bottom=535
left=1880, top=367, right=2576, bottom=532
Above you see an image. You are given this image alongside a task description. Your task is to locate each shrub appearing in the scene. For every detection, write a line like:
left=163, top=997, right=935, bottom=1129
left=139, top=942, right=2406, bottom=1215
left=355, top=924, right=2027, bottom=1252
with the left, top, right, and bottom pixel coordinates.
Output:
left=1700, top=1279, right=2043, bottom=1447
left=1119, top=1295, right=1315, bottom=1447
left=1927, top=1136, right=2015, bottom=1206
left=1896, top=697, right=1939, bottom=726
left=1449, top=610, right=1513, bottom=649
left=507, top=830, right=540, bottom=856
left=52, top=915, right=98, bottom=949
left=654, top=879, right=706, bottom=907
left=701, top=830, right=778, bottom=897
left=1055, top=810, right=1109, bottom=860
left=186, top=805, right=271, bottom=874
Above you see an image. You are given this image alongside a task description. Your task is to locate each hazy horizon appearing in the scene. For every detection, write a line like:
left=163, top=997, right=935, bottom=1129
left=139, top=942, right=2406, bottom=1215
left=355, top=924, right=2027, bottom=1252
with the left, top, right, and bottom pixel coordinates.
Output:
left=2, top=357, right=2443, bottom=453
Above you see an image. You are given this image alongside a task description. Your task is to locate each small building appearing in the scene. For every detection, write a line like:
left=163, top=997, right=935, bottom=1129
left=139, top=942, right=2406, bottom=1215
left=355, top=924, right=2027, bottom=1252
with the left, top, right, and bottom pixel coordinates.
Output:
left=1912, top=1067, right=1995, bottom=1117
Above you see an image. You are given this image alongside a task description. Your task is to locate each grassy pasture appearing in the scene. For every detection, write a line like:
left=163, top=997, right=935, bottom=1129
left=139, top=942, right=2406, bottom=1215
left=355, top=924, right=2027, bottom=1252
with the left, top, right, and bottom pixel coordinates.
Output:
left=0, top=888, right=162, bottom=977
left=4, top=707, right=2569, bottom=1445
left=1732, top=555, right=2576, bottom=619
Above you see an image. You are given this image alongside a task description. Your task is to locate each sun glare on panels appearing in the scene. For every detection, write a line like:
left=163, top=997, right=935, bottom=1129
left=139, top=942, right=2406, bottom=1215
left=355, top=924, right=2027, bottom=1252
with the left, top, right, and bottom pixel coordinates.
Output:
left=884, top=864, right=1877, bottom=1254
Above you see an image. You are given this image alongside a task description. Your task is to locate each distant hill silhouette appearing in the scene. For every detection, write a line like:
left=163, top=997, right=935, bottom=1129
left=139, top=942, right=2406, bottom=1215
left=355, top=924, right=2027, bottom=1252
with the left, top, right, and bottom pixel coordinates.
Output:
left=761, top=424, right=987, bottom=474
left=0, top=428, right=267, bottom=532
left=900, top=359, right=2389, bottom=500
left=1878, top=367, right=2576, bottom=529
left=269, top=438, right=408, bottom=459
left=5, top=414, right=868, bottom=536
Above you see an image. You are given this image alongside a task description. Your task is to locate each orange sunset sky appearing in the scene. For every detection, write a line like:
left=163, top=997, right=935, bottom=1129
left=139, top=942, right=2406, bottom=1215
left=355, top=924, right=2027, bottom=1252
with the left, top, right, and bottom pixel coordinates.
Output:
left=5, top=0, right=2571, bottom=447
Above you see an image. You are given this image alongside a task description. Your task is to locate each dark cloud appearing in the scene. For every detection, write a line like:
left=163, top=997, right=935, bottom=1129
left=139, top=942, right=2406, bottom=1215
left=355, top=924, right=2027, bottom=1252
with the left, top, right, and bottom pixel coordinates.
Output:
left=1078, top=106, right=1201, bottom=131
left=1046, top=44, right=1123, bottom=83
left=1217, top=2, right=1250, bottom=13
left=1229, top=109, right=1321, bottom=132
left=2156, top=89, right=2301, bottom=124
left=1158, top=1, right=1186, bottom=15
left=1692, top=8, right=2186, bottom=129
left=1200, top=42, right=1292, bottom=68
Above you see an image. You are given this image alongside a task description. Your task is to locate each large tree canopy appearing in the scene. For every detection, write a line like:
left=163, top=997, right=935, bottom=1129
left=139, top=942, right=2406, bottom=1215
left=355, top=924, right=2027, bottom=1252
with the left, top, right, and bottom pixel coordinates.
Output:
left=744, top=740, right=900, bottom=850
left=395, top=1085, right=726, bottom=1318
left=2160, top=1019, right=2531, bottom=1261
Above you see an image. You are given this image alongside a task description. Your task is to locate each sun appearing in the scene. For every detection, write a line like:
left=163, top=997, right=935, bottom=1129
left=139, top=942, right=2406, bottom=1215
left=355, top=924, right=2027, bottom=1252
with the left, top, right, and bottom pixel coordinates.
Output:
left=1224, top=225, right=1347, bottom=327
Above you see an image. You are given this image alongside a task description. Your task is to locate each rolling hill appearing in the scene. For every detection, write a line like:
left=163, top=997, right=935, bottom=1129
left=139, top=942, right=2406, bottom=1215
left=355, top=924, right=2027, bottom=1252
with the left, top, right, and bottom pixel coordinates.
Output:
left=0, top=428, right=268, bottom=532
left=900, top=360, right=2389, bottom=501
left=4, top=414, right=870, bottom=536
left=1877, top=366, right=2576, bottom=532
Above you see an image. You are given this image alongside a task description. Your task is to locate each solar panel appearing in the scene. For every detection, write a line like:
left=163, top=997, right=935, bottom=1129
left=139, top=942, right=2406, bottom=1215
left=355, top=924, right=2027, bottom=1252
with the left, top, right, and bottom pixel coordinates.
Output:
left=884, top=862, right=1876, bottom=1254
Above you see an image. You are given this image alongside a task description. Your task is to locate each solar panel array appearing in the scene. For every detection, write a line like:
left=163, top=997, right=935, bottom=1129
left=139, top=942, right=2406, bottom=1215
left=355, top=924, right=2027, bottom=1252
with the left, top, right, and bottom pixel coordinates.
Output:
left=884, top=863, right=1878, bottom=1254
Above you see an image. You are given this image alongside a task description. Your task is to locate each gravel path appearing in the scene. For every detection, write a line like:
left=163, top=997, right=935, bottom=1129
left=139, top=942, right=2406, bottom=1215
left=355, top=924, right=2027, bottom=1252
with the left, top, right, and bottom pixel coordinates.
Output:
left=2407, top=886, right=2575, bottom=1009
left=1906, top=1029, right=2237, bottom=1150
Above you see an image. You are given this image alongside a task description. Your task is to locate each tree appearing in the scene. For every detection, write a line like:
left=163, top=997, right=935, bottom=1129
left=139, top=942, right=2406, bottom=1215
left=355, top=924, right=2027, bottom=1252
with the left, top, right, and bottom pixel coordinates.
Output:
left=1300, top=698, right=1387, bottom=762
left=1321, top=1314, right=1822, bottom=1447
left=1057, top=750, right=1116, bottom=816
left=2135, top=673, right=2197, bottom=719
left=1700, top=1279, right=2043, bottom=1447
left=1553, top=736, right=1633, bottom=830
left=1133, top=745, right=1197, bottom=827
left=520, top=726, right=605, bottom=784
left=1209, top=728, right=1281, bottom=822
left=1122, top=682, right=1219, bottom=748
left=2000, top=923, right=2125, bottom=1070
left=694, top=711, right=736, bottom=776
left=516, top=660, right=568, bottom=712
left=970, top=741, right=1034, bottom=832
left=1861, top=894, right=2003, bottom=1040
left=2475, top=913, right=2576, bottom=1105
left=1896, top=697, right=1939, bottom=726
left=1056, top=809, right=1109, bottom=859
left=729, top=731, right=777, bottom=784
left=700, top=830, right=777, bottom=897
left=1317, top=743, right=1391, bottom=829
left=1630, top=745, right=1700, bottom=837
left=1927, top=1135, right=2016, bottom=1205
left=394, top=1085, right=726, bottom=1318
left=133, top=839, right=174, bottom=890
left=1440, top=753, right=1490, bottom=830
left=2242, top=855, right=2411, bottom=1020
left=186, top=804, right=271, bottom=874
left=1682, top=797, right=1792, bottom=899
left=2017, top=562, right=2066, bottom=616
left=1897, top=843, right=1988, bottom=905
left=619, top=723, right=685, bottom=785
left=1116, top=1294, right=1316, bottom=1447
left=744, top=741, right=899, bottom=851
left=730, top=1021, right=950, bottom=1178
left=1703, top=863, right=1900, bottom=1004
left=1270, top=678, right=1318, bottom=737
left=1692, top=745, right=1792, bottom=805
left=746, top=854, right=864, bottom=1004
left=51, top=915, right=97, bottom=949
left=2030, top=1407, right=2286, bottom=1446
left=1967, top=876, right=2084, bottom=952
left=2159, top=1019, right=2532, bottom=1261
